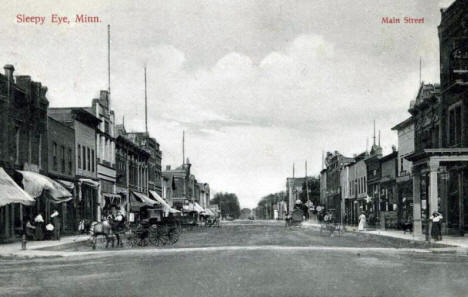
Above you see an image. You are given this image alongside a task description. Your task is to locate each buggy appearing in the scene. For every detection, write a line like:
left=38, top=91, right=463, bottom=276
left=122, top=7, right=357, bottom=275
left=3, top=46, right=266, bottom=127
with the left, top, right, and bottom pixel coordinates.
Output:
left=285, top=208, right=305, bottom=227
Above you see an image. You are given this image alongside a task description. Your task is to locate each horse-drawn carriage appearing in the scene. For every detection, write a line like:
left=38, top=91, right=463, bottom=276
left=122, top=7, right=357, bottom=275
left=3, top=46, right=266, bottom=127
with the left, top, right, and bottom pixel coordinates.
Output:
left=89, top=206, right=181, bottom=249
left=126, top=206, right=180, bottom=247
left=285, top=208, right=305, bottom=227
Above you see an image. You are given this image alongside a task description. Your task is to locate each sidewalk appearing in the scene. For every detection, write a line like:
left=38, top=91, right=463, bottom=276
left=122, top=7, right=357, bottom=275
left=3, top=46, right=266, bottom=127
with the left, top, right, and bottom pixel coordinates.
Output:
left=0, top=234, right=89, bottom=258
left=302, top=221, right=468, bottom=251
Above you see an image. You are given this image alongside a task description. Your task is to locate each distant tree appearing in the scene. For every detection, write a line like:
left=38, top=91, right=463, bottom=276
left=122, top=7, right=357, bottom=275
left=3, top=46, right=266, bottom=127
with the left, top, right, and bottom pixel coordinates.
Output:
left=256, top=191, right=286, bottom=219
left=211, top=192, right=241, bottom=219
left=299, top=177, right=320, bottom=206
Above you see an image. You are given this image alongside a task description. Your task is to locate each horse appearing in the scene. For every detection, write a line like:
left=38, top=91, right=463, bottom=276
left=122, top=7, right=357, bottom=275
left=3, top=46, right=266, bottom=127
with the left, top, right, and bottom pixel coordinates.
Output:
left=89, top=219, right=115, bottom=250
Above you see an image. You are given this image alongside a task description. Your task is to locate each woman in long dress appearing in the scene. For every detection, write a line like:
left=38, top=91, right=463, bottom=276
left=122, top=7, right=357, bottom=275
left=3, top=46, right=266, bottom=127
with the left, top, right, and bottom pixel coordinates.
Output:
left=358, top=212, right=366, bottom=231
left=430, top=211, right=443, bottom=241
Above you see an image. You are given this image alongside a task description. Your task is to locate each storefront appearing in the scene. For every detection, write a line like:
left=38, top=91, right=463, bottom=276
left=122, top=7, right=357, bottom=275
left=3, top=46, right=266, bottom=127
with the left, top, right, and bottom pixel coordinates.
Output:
left=408, top=151, right=468, bottom=237
left=0, top=168, right=35, bottom=242
left=17, top=170, right=73, bottom=239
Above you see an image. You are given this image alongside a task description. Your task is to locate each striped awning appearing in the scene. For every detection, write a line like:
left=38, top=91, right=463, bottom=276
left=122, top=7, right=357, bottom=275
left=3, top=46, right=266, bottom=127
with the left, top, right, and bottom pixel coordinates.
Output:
left=0, top=167, right=35, bottom=207
left=182, top=202, right=205, bottom=213
left=148, top=190, right=180, bottom=214
left=18, top=170, right=72, bottom=203
left=132, top=191, right=157, bottom=208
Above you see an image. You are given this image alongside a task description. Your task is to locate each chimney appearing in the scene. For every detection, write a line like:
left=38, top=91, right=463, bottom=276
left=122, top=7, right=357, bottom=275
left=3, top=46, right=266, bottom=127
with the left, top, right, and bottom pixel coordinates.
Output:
left=16, top=75, right=31, bottom=91
left=4, top=64, right=15, bottom=83
left=166, top=165, right=171, bottom=171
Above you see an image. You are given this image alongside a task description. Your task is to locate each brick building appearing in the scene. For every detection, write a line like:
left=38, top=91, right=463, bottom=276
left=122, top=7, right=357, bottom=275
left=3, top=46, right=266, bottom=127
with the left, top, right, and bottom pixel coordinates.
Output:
left=115, top=124, right=151, bottom=215
left=365, top=142, right=383, bottom=226
left=126, top=132, right=162, bottom=196
left=87, top=91, right=118, bottom=220
left=0, top=65, right=49, bottom=241
left=379, top=150, right=398, bottom=229
left=49, top=107, right=101, bottom=226
left=406, top=0, right=468, bottom=237
left=391, top=117, right=415, bottom=227
left=47, top=116, right=75, bottom=232
left=322, top=151, right=354, bottom=220
left=342, top=152, right=367, bottom=225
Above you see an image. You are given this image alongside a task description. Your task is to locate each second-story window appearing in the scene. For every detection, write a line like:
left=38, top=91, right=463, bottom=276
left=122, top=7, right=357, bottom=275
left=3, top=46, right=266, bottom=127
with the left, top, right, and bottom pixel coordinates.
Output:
left=91, top=149, right=95, bottom=172
left=61, top=145, right=65, bottom=173
left=87, top=147, right=91, bottom=171
left=53, top=142, right=58, bottom=171
left=82, top=146, right=86, bottom=170
left=78, top=145, right=81, bottom=169
left=68, top=148, right=72, bottom=175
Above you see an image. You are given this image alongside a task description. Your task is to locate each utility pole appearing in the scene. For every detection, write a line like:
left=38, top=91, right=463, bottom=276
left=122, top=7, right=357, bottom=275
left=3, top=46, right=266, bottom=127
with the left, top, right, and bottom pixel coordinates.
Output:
left=107, top=24, right=111, bottom=102
left=182, top=130, right=185, bottom=165
left=305, top=160, right=310, bottom=220
left=144, top=67, right=148, bottom=134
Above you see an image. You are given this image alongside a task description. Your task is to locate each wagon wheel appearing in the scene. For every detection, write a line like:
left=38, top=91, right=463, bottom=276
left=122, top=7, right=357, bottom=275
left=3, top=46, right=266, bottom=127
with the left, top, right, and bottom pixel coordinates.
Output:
left=148, top=225, right=161, bottom=246
left=126, top=232, right=138, bottom=248
left=157, top=225, right=170, bottom=246
left=168, top=226, right=180, bottom=245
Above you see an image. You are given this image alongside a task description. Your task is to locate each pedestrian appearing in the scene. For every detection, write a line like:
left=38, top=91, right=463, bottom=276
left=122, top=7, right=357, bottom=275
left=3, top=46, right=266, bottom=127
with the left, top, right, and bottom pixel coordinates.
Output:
left=34, top=213, right=45, bottom=240
left=51, top=209, right=61, bottom=240
left=25, top=219, right=36, bottom=240
left=430, top=211, right=443, bottom=241
left=45, top=222, right=55, bottom=240
left=358, top=212, right=366, bottom=232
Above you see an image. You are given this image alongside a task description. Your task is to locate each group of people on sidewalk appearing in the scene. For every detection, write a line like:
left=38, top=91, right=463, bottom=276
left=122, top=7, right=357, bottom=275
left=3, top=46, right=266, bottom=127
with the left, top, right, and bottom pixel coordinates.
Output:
left=25, top=209, right=61, bottom=241
left=348, top=210, right=444, bottom=241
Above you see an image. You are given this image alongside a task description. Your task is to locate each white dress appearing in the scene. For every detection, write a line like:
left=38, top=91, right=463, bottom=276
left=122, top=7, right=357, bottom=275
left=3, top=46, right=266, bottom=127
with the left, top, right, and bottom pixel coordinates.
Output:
left=358, top=214, right=366, bottom=231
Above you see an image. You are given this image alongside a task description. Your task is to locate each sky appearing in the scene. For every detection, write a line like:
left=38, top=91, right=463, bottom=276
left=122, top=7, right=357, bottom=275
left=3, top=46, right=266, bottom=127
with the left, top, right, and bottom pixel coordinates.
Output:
left=0, top=0, right=456, bottom=208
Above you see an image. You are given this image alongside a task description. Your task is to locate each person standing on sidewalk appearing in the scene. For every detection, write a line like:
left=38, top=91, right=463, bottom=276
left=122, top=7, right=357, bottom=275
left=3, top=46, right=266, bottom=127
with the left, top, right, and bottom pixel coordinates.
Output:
left=51, top=209, right=61, bottom=240
left=34, top=213, right=44, bottom=240
left=430, top=211, right=443, bottom=241
left=358, top=212, right=366, bottom=232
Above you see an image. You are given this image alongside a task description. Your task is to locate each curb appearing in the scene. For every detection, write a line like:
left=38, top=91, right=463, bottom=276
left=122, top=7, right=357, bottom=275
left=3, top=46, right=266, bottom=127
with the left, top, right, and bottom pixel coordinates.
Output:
left=301, top=223, right=453, bottom=249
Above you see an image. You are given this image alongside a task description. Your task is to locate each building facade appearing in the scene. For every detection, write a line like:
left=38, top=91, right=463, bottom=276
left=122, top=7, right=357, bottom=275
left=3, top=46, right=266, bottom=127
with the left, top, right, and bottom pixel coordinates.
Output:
left=323, top=151, right=354, bottom=220
left=379, top=150, right=398, bottom=229
left=392, top=117, right=415, bottom=228
left=115, top=124, right=151, bottom=215
left=406, top=0, right=468, bottom=237
left=0, top=65, right=49, bottom=241
left=343, top=152, right=368, bottom=225
left=49, top=107, right=101, bottom=226
left=126, top=132, right=162, bottom=196
left=47, top=116, right=75, bottom=233
left=89, top=91, right=117, bottom=220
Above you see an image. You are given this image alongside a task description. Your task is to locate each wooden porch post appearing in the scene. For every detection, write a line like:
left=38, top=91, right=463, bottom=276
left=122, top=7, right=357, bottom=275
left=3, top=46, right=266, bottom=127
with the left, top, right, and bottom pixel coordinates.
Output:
left=458, top=170, right=464, bottom=235
left=412, top=169, right=423, bottom=238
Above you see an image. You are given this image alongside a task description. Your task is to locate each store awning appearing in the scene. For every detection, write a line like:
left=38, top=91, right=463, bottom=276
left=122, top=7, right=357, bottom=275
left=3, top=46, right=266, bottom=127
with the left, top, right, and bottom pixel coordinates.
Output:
left=79, top=178, right=100, bottom=188
left=132, top=191, right=157, bottom=208
left=182, top=202, right=205, bottom=213
left=0, top=167, right=35, bottom=207
left=57, top=179, right=75, bottom=191
left=18, top=170, right=72, bottom=203
left=202, top=208, right=215, bottom=216
left=148, top=190, right=180, bottom=214
left=103, top=193, right=125, bottom=209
